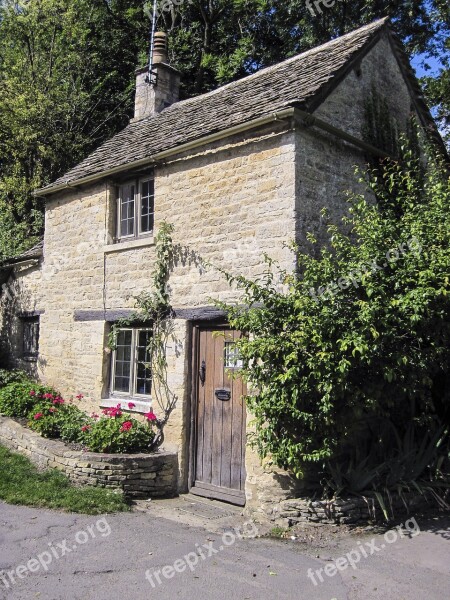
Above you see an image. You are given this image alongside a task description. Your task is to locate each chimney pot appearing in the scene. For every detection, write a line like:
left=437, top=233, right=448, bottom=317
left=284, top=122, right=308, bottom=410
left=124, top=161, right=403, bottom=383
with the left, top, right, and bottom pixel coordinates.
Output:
left=153, top=31, right=168, bottom=64
left=132, top=31, right=180, bottom=121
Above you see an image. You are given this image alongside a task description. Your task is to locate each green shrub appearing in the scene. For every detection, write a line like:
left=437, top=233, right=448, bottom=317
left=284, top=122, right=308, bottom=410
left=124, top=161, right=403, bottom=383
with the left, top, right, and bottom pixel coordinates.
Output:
left=27, top=401, right=62, bottom=438
left=84, top=415, right=155, bottom=453
left=27, top=399, right=91, bottom=443
left=57, top=404, right=91, bottom=443
left=218, top=143, right=450, bottom=478
left=0, top=382, right=59, bottom=417
left=0, top=369, right=30, bottom=388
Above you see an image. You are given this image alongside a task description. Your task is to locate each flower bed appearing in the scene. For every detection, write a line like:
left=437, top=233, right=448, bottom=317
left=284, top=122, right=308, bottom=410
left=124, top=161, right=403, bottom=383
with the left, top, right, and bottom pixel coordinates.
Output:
left=0, top=383, right=157, bottom=453
left=0, top=416, right=178, bottom=498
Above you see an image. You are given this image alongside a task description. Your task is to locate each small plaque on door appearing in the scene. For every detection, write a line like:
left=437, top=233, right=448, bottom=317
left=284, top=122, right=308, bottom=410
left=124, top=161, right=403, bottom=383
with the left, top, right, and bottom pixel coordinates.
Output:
left=215, top=388, right=231, bottom=401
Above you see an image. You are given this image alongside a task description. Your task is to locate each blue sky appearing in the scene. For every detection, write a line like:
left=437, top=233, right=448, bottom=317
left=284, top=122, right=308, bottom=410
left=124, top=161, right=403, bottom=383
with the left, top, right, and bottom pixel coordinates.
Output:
left=411, top=53, right=445, bottom=78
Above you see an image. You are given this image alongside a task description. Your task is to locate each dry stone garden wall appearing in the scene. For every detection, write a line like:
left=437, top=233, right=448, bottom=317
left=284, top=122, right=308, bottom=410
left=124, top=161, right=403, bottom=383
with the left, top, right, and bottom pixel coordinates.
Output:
left=0, top=416, right=178, bottom=499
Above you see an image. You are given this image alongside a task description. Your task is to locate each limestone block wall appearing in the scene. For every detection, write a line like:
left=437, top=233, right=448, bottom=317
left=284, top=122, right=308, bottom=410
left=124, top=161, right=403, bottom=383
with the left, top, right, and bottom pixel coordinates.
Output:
left=0, top=262, right=44, bottom=377
left=28, top=124, right=296, bottom=493
left=0, top=416, right=178, bottom=499
left=295, top=33, right=422, bottom=251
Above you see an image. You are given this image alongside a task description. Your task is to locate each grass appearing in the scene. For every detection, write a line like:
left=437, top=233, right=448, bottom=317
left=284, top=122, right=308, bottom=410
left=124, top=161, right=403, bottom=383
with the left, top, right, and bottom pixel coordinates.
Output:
left=0, top=445, right=130, bottom=514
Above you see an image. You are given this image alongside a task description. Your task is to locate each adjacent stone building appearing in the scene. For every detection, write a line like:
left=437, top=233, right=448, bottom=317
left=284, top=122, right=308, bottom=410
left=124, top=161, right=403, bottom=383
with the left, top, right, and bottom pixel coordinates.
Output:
left=0, top=19, right=445, bottom=512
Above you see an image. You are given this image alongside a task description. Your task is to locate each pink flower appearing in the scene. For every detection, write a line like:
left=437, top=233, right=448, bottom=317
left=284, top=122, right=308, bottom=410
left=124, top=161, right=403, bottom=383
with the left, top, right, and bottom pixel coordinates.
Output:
left=49, top=408, right=56, bottom=414
left=34, top=413, right=43, bottom=420
left=91, top=413, right=99, bottom=420
left=120, top=421, right=133, bottom=432
left=128, top=402, right=136, bottom=410
left=144, top=411, right=157, bottom=422
left=30, top=391, right=36, bottom=396
left=81, top=425, right=91, bottom=432
left=43, top=393, right=54, bottom=400
left=102, top=406, right=123, bottom=418
left=52, top=398, right=64, bottom=405
left=76, top=394, right=84, bottom=400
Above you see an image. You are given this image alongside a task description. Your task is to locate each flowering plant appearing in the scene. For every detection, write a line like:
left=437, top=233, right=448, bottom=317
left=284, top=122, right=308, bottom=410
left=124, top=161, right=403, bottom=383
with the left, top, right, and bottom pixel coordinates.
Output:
left=0, top=382, right=60, bottom=418
left=83, top=415, right=155, bottom=453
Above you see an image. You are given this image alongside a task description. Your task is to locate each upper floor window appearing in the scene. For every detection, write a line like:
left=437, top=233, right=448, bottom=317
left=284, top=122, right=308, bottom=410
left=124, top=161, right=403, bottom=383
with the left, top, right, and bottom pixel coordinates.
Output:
left=117, top=176, right=154, bottom=241
left=22, top=317, right=40, bottom=360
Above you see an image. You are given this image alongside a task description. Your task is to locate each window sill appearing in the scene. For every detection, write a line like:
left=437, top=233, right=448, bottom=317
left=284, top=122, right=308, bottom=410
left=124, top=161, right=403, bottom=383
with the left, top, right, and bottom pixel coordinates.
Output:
left=104, top=236, right=154, bottom=254
left=100, top=398, right=152, bottom=414
left=22, top=356, right=38, bottom=363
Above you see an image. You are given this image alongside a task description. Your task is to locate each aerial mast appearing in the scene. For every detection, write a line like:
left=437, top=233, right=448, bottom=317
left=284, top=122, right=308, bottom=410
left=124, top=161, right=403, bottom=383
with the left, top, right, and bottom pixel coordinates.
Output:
left=147, top=0, right=158, bottom=85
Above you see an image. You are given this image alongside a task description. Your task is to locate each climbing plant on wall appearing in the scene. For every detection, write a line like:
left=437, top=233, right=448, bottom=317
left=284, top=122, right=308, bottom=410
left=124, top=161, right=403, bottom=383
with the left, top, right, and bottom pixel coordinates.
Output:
left=109, top=221, right=177, bottom=449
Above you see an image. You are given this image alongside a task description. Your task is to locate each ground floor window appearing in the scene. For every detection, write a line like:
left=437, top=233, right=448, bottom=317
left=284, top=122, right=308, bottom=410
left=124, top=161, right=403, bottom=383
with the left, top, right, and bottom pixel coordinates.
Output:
left=22, top=317, right=40, bottom=360
left=111, top=328, right=152, bottom=398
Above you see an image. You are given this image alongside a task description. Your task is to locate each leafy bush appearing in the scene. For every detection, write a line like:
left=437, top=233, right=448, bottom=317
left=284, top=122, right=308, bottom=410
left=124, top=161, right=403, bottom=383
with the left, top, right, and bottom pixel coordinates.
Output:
left=323, top=420, right=449, bottom=519
left=0, top=369, right=30, bottom=388
left=27, top=402, right=62, bottom=438
left=2, top=382, right=157, bottom=454
left=219, top=143, right=450, bottom=480
left=0, top=382, right=59, bottom=417
left=57, top=404, right=91, bottom=443
left=84, top=414, right=155, bottom=453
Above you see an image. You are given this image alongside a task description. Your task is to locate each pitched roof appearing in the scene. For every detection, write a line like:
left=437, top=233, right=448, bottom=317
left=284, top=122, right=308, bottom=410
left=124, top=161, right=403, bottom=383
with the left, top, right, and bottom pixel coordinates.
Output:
left=0, top=240, right=43, bottom=269
left=38, top=18, right=396, bottom=194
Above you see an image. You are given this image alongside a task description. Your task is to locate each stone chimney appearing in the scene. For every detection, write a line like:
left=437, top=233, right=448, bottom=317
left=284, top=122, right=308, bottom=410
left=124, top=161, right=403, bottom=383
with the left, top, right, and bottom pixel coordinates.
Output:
left=133, top=32, right=180, bottom=121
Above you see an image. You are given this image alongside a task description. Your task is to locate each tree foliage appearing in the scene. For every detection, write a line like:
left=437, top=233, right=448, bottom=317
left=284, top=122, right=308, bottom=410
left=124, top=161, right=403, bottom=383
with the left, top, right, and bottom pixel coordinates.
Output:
left=0, top=0, right=448, bottom=259
left=218, top=143, right=450, bottom=478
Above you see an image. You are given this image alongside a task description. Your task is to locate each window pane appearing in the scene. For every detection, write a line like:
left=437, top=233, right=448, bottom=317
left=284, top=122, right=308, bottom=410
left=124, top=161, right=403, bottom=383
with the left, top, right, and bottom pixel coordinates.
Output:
left=140, top=179, right=154, bottom=234
left=23, top=320, right=39, bottom=357
left=113, top=330, right=133, bottom=394
left=120, top=185, right=135, bottom=237
left=224, top=342, right=243, bottom=369
left=136, top=330, right=152, bottom=395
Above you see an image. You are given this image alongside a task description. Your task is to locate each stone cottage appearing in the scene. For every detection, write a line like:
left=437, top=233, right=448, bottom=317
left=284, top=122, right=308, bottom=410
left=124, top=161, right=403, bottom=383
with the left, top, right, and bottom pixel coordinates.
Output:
left=0, top=18, right=445, bottom=512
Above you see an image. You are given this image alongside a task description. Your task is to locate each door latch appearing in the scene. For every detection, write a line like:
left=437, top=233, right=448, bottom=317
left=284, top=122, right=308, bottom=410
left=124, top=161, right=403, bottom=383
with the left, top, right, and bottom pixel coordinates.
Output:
left=199, top=360, right=206, bottom=386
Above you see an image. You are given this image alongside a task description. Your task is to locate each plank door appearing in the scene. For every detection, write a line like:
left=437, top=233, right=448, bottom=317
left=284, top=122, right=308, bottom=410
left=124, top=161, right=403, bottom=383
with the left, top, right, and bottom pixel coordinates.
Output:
left=191, top=327, right=246, bottom=506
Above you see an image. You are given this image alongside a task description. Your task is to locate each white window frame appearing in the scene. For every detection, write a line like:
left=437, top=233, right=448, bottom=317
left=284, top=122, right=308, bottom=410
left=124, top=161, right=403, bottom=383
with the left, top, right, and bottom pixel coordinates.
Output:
left=116, top=175, right=154, bottom=242
left=110, top=327, right=152, bottom=399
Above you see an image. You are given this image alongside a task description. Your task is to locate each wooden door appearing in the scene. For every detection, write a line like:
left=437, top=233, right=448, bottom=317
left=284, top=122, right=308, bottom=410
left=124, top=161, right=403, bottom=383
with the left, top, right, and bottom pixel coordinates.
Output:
left=191, top=327, right=246, bottom=506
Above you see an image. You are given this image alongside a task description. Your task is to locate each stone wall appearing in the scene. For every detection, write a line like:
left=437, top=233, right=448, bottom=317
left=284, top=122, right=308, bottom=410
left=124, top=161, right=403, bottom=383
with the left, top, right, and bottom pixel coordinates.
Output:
left=0, top=261, right=43, bottom=377
left=0, top=416, right=178, bottom=499
left=295, top=32, right=423, bottom=251
left=254, top=494, right=432, bottom=527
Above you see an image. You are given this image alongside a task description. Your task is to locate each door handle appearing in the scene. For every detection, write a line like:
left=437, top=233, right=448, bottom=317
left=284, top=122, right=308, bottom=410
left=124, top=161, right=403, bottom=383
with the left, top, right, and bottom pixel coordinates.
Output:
left=199, top=360, right=206, bottom=386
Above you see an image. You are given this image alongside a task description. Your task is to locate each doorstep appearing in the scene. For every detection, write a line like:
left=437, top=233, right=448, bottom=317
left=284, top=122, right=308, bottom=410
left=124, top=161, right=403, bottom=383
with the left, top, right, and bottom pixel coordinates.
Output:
left=133, top=493, right=248, bottom=534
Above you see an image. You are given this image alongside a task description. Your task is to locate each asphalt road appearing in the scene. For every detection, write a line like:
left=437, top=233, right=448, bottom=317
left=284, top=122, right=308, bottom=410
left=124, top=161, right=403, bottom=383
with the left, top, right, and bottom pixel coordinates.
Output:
left=0, top=501, right=449, bottom=600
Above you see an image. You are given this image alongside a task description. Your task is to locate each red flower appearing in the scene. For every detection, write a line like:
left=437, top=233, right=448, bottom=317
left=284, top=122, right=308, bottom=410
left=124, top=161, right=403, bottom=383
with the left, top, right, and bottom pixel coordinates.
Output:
left=43, top=393, right=54, bottom=400
left=128, top=402, right=136, bottom=410
left=33, top=413, right=43, bottom=420
left=102, top=406, right=123, bottom=418
left=120, top=421, right=133, bottom=432
left=81, top=425, right=91, bottom=432
left=91, top=413, right=99, bottom=420
left=30, top=391, right=36, bottom=396
left=144, top=411, right=157, bottom=422
left=52, top=398, right=64, bottom=405
left=76, top=394, right=84, bottom=400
